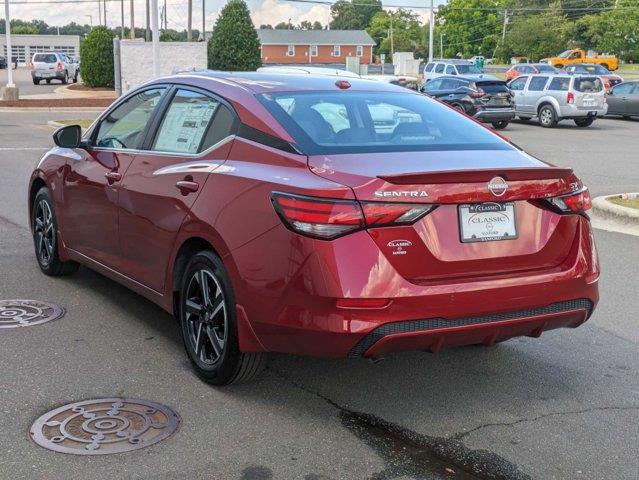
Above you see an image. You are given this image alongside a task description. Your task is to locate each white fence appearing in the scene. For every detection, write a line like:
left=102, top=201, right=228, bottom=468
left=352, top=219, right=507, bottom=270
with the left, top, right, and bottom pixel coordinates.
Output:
left=117, top=39, right=207, bottom=93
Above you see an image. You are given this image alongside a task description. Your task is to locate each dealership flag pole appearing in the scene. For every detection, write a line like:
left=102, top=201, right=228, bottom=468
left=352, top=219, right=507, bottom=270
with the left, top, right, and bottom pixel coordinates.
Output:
left=151, top=0, right=159, bottom=77
left=4, top=0, right=14, bottom=88
left=428, top=0, right=434, bottom=62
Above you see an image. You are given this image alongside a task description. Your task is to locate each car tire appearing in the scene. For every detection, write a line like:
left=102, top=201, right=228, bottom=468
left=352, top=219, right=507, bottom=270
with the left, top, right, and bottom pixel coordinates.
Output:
left=73, top=72, right=78, bottom=83
left=32, top=187, right=80, bottom=276
left=179, top=250, right=267, bottom=385
left=622, top=115, right=631, bottom=120
left=518, top=116, right=531, bottom=122
left=46, top=79, right=51, bottom=85
left=574, top=117, right=595, bottom=127
left=62, top=71, right=68, bottom=84
left=491, top=121, right=509, bottom=130
left=32, top=78, right=40, bottom=85
left=538, top=105, right=558, bottom=128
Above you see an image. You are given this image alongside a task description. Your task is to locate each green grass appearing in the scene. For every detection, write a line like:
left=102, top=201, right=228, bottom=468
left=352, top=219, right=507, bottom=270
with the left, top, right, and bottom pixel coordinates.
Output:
left=57, top=119, right=94, bottom=130
left=608, top=196, right=639, bottom=209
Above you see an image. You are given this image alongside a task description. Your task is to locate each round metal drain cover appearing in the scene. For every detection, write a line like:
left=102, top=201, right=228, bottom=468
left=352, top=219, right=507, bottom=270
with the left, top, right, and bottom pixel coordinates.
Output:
left=0, top=299, right=64, bottom=329
left=30, top=398, right=180, bottom=455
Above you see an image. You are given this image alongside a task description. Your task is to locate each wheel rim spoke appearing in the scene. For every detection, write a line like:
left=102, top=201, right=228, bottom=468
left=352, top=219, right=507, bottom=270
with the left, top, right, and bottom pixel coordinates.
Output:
left=185, top=299, right=203, bottom=316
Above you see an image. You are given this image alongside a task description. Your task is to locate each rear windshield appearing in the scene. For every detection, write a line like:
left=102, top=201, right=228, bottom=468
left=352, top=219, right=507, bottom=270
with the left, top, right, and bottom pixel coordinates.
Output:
left=574, top=77, right=603, bottom=93
left=455, top=64, right=482, bottom=74
left=33, top=54, right=57, bottom=63
left=475, top=81, right=509, bottom=93
left=574, top=65, right=609, bottom=75
left=258, top=91, right=513, bottom=155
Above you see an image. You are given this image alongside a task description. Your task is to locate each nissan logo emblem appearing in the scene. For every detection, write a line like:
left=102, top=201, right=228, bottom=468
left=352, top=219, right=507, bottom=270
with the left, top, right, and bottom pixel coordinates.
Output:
left=487, top=176, right=508, bottom=197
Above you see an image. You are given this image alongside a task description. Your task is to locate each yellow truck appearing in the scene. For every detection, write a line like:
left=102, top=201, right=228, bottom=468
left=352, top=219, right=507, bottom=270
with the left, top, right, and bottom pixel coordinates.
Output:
left=542, top=49, right=619, bottom=71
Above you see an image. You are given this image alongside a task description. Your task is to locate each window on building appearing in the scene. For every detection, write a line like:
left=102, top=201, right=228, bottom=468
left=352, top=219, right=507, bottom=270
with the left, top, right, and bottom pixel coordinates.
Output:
left=287, top=45, right=295, bottom=56
left=333, top=45, right=341, bottom=57
left=356, top=45, right=363, bottom=57
left=4, top=45, right=26, bottom=64
left=54, top=46, right=76, bottom=55
left=310, top=45, right=318, bottom=57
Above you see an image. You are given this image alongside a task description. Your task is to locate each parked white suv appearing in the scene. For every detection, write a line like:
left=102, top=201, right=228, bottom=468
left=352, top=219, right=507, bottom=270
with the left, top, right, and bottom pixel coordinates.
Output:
left=507, top=74, right=607, bottom=127
left=422, top=60, right=482, bottom=82
left=31, top=52, right=79, bottom=85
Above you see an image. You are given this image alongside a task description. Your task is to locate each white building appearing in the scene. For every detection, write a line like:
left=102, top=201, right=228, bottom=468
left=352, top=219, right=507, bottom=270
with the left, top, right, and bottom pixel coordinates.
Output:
left=1, top=34, right=81, bottom=66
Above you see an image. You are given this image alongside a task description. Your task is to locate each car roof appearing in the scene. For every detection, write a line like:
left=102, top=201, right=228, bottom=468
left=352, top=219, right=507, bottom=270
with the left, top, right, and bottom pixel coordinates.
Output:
left=257, top=66, right=361, bottom=78
left=436, top=74, right=501, bottom=82
left=170, top=70, right=413, bottom=94
left=429, top=59, right=473, bottom=64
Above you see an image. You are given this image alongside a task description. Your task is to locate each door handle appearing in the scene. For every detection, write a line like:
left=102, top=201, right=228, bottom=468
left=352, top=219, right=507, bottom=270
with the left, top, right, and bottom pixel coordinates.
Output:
left=105, top=171, right=122, bottom=184
left=176, top=180, right=199, bottom=195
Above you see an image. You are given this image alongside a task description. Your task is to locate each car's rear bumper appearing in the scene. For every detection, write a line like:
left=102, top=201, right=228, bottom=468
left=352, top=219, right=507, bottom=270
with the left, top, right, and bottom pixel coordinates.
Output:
left=32, top=71, right=66, bottom=80
left=474, top=108, right=516, bottom=123
left=559, top=104, right=608, bottom=118
left=237, top=217, right=600, bottom=358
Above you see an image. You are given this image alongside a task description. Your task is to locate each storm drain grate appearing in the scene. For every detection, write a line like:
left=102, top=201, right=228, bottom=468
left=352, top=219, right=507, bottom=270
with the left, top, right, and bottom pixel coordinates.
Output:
left=0, top=299, right=64, bottom=329
left=29, top=398, right=180, bottom=455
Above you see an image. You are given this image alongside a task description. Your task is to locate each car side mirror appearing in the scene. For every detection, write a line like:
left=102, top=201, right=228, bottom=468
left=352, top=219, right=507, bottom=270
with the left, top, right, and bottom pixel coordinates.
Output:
left=53, top=125, right=82, bottom=148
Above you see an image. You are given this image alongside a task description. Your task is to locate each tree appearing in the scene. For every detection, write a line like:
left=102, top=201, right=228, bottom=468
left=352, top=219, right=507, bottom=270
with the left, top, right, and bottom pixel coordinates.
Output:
left=299, top=20, right=313, bottom=30
left=367, top=9, right=424, bottom=57
left=312, top=21, right=324, bottom=30
left=79, top=26, right=115, bottom=87
left=260, top=24, right=273, bottom=29
left=274, top=21, right=294, bottom=29
left=502, top=7, right=569, bottom=62
left=207, top=0, right=261, bottom=71
left=329, top=0, right=382, bottom=30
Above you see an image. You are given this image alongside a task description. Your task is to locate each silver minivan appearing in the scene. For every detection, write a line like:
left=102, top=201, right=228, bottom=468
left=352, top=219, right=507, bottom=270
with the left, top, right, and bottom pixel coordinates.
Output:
left=507, top=74, right=607, bottom=127
left=31, top=52, right=79, bottom=85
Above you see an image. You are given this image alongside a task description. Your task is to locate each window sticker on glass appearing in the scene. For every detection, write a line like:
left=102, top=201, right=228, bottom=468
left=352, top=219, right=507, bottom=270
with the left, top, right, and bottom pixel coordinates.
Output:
left=154, top=90, right=219, bottom=154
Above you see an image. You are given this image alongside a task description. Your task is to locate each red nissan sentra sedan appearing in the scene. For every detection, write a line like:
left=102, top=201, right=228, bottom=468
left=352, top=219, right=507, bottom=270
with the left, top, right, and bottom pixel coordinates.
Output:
left=28, top=72, right=599, bottom=385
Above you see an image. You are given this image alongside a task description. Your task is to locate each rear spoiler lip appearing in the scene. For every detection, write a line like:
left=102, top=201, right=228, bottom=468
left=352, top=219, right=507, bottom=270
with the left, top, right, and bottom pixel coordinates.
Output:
left=378, top=167, right=574, bottom=185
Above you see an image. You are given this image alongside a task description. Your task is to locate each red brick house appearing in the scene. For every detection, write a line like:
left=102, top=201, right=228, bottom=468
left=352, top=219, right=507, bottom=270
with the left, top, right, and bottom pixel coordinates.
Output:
left=257, top=29, right=375, bottom=65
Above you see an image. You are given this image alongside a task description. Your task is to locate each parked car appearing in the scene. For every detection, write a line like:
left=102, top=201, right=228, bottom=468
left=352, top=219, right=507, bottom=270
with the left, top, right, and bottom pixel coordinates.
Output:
left=505, top=63, right=558, bottom=81
left=364, top=74, right=419, bottom=90
left=423, top=60, right=482, bottom=81
left=29, top=72, right=599, bottom=384
left=421, top=74, right=515, bottom=129
left=0, top=55, right=6, bottom=69
left=562, top=64, right=623, bottom=92
left=606, top=81, right=639, bottom=119
left=507, top=74, right=607, bottom=127
left=542, top=48, right=618, bottom=71
left=30, top=52, right=79, bottom=85
left=257, top=65, right=361, bottom=78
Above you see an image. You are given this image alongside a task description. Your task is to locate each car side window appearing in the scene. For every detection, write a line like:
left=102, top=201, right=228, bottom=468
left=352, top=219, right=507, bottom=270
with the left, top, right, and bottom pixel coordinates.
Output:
left=612, top=83, right=634, bottom=94
left=199, top=104, right=237, bottom=151
left=445, top=65, right=455, bottom=75
left=548, top=77, right=570, bottom=91
left=509, top=77, right=527, bottom=91
left=152, top=89, right=220, bottom=154
left=94, top=87, right=166, bottom=149
left=425, top=78, right=442, bottom=90
left=434, top=63, right=445, bottom=73
left=440, top=78, right=459, bottom=90
left=528, top=76, right=549, bottom=91
left=424, top=63, right=435, bottom=73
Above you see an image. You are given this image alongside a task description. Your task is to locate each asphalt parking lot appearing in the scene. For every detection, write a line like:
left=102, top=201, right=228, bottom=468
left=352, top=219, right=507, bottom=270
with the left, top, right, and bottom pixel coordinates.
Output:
left=0, top=68, right=63, bottom=95
left=0, top=111, right=637, bottom=480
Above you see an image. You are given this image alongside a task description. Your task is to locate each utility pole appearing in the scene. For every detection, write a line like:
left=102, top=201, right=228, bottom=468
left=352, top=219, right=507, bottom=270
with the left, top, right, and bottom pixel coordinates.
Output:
left=440, top=32, right=444, bottom=59
left=98, top=0, right=102, bottom=27
left=86, top=15, right=93, bottom=29
left=187, top=0, right=192, bottom=41
left=103, top=0, right=107, bottom=27
left=120, top=0, right=125, bottom=39
left=202, top=0, right=205, bottom=42
left=146, top=0, right=151, bottom=41
left=389, top=12, right=394, bottom=55
left=502, top=9, right=508, bottom=41
left=164, top=0, right=167, bottom=30
left=428, top=0, right=434, bottom=63
left=151, top=0, right=159, bottom=76
left=130, top=0, right=135, bottom=39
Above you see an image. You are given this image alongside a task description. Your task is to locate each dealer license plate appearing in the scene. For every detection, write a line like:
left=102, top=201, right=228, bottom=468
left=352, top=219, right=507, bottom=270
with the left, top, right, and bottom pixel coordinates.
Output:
left=459, top=203, right=517, bottom=243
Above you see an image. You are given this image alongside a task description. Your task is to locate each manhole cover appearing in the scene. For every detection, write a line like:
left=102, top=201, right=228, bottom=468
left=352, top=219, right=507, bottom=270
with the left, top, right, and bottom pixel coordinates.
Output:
left=0, top=299, right=64, bottom=329
left=30, top=398, right=180, bottom=455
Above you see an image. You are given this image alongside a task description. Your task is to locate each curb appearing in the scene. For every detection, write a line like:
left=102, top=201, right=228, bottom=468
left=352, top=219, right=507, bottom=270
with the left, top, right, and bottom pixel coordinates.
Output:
left=592, top=195, right=639, bottom=226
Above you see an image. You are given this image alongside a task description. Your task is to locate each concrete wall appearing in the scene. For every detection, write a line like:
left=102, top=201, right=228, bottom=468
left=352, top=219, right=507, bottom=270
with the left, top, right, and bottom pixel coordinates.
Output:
left=119, top=40, right=207, bottom=92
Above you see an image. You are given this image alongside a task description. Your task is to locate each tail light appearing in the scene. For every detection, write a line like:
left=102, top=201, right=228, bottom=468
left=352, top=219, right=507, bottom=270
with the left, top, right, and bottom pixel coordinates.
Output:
left=56, top=62, right=63, bottom=71
left=567, top=92, right=574, bottom=104
left=469, top=89, right=485, bottom=98
left=546, top=188, right=591, bottom=214
left=271, top=192, right=435, bottom=240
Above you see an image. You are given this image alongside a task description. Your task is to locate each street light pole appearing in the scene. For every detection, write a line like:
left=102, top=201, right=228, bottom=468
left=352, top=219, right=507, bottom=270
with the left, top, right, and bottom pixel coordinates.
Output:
left=130, top=0, right=135, bottom=39
left=121, top=0, right=125, bottom=39
left=4, top=0, right=14, bottom=88
left=86, top=14, right=93, bottom=29
left=202, top=0, right=205, bottom=42
left=151, top=0, right=159, bottom=77
left=428, top=0, right=434, bottom=62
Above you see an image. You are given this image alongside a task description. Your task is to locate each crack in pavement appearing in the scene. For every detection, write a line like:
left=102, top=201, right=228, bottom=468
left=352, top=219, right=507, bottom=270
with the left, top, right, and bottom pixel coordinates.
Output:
left=452, top=405, right=639, bottom=440
left=267, top=365, right=531, bottom=480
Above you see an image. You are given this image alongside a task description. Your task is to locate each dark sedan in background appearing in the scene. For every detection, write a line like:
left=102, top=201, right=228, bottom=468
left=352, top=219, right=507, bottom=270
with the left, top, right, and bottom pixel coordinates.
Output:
left=606, top=81, right=639, bottom=119
left=421, top=74, right=515, bottom=129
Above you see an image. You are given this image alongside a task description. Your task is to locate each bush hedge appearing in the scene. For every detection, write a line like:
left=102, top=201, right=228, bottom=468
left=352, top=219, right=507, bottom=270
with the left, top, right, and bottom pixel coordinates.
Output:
left=207, top=0, right=261, bottom=71
left=80, top=26, right=115, bottom=87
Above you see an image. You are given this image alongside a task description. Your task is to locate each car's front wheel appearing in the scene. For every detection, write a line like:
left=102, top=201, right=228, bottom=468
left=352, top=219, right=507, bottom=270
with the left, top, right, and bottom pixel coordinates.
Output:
left=538, top=105, right=558, bottom=128
left=491, top=121, right=509, bottom=130
left=32, top=187, right=79, bottom=276
left=179, top=251, right=266, bottom=385
left=574, top=117, right=595, bottom=127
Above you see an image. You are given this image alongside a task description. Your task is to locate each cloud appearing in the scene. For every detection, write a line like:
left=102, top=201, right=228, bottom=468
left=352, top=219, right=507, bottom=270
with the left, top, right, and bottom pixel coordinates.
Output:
left=250, top=0, right=330, bottom=27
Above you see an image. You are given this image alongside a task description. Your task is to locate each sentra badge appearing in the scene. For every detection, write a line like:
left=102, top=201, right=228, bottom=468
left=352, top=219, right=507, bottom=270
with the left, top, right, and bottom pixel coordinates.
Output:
left=374, top=191, right=428, bottom=198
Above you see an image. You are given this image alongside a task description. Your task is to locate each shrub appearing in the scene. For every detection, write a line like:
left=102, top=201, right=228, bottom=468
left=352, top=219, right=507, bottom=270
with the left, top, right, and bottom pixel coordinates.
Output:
left=207, top=0, right=261, bottom=71
left=80, top=26, right=115, bottom=87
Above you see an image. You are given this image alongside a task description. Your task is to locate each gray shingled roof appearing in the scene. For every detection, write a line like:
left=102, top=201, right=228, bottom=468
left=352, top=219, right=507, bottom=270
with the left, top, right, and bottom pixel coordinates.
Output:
left=257, top=29, right=375, bottom=46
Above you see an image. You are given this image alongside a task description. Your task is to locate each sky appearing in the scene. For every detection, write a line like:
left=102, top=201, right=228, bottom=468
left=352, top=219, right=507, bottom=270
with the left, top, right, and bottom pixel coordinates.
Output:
left=3, top=0, right=441, bottom=31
